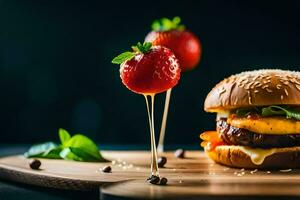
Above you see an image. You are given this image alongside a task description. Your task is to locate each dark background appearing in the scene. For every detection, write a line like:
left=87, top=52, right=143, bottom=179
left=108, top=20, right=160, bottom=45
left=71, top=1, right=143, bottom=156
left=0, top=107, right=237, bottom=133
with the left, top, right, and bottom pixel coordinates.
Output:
left=1, top=0, right=300, bottom=146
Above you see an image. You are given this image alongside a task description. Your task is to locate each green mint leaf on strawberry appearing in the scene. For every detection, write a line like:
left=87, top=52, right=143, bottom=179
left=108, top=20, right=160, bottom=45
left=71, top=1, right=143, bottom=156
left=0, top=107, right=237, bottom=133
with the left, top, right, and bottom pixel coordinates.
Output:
left=112, top=42, right=152, bottom=65
left=112, top=52, right=135, bottom=64
left=151, top=16, right=185, bottom=31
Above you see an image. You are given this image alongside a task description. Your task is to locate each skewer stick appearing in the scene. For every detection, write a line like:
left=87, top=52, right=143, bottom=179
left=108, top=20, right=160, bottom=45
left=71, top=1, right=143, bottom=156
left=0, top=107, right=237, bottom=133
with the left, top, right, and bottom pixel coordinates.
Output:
left=157, top=88, right=172, bottom=153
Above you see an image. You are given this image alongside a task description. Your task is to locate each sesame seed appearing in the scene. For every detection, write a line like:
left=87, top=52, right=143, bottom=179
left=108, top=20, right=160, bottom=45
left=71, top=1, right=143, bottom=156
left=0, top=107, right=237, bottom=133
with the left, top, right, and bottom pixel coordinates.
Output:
left=254, top=90, right=259, bottom=93
left=283, top=81, right=289, bottom=85
left=276, top=84, right=282, bottom=89
left=219, top=88, right=226, bottom=97
left=289, top=79, right=295, bottom=83
left=266, top=88, right=273, bottom=93
left=262, top=85, right=269, bottom=89
left=254, top=82, right=260, bottom=86
left=284, top=89, right=289, bottom=96
left=281, top=95, right=284, bottom=100
left=248, top=91, right=252, bottom=104
left=296, top=85, right=300, bottom=91
left=279, top=169, right=292, bottom=172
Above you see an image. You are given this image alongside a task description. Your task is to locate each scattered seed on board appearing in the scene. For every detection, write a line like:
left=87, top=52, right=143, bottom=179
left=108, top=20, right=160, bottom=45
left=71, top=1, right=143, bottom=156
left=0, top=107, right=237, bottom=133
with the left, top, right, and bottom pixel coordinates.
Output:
left=29, top=159, right=41, bottom=170
left=250, top=169, right=258, bottom=174
left=174, top=149, right=185, bottom=158
left=157, top=157, right=167, bottom=168
left=279, top=169, right=292, bottom=172
left=102, top=166, right=112, bottom=173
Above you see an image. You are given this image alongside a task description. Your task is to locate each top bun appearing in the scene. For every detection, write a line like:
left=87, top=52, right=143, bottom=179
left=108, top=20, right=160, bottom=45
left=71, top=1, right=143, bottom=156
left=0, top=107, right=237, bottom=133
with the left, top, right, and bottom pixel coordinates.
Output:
left=204, top=69, right=300, bottom=112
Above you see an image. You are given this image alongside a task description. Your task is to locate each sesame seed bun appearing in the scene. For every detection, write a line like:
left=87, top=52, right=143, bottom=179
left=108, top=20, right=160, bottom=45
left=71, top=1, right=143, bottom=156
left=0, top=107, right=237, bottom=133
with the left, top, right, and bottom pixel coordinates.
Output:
left=206, top=146, right=300, bottom=169
left=204, top=69, right=300, bottom=112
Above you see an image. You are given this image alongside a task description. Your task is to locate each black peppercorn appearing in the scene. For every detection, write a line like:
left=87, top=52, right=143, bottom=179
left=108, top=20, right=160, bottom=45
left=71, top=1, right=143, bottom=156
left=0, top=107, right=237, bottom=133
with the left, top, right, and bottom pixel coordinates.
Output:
left=157, top=156, right=167, bottom=168
left=102, top=166, right=112, bottom=173
left=147, top=175, right=160, bottom=185
left=29, top=159, right=41, bottom=170
left=159, top=177, right=168, bottom=185
left=174, top=149, right=185, bottom=158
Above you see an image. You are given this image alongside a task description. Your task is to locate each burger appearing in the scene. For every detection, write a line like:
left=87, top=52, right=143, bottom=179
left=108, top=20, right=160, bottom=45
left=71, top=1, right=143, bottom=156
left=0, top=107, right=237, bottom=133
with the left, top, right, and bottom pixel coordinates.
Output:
left=201, top=69, right=300, bottom=169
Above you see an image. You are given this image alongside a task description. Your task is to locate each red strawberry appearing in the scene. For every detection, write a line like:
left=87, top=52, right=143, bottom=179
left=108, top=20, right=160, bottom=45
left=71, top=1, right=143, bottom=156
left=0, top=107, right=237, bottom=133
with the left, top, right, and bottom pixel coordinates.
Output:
left=112, top=42, right=181, bottom=94
left=145, top=17, right=202, bottom=72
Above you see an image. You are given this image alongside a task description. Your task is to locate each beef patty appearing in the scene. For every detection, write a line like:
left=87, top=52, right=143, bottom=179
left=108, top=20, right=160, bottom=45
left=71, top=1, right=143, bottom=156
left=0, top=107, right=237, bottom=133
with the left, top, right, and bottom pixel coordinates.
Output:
left=217, top=118, right=300, bottom=148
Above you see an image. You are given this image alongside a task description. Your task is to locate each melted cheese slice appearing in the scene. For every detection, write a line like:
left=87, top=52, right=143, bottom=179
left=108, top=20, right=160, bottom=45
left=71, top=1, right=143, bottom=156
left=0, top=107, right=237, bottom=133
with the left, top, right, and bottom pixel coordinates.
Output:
left=227, top=116, right=300, bottom=134
left=216, top=145, right=300, bottom=165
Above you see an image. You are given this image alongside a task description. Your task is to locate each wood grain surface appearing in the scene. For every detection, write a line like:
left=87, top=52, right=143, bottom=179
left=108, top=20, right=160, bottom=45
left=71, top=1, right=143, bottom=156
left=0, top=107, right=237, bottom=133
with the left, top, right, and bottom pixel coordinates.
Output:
left=0, top=151, right=300, bottom=199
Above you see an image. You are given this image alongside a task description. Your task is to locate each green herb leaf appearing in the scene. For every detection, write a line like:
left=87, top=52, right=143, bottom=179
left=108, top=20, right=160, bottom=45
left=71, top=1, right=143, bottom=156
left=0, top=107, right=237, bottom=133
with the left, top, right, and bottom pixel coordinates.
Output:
left=24, top=129, right=108, bottom=162
left=59, top=148, right=83, bottom=162
left=59, top=128, right=71, bottom=145
left=64, top=134, right=106, bottom=161
left=262, top=106, right=300, bottom=120
left=25, top=142, right=61, bottom=159
left=42, top=146, right=63, bottom=159
left=151, top=16, right=185, bottom=31
left=131, top=42, right=152, bottom=54
left=111, top=52, right=135, bottom=64
left=61, top=147, right=107, bottom=162
left=143, top=42, right=152, bottom=52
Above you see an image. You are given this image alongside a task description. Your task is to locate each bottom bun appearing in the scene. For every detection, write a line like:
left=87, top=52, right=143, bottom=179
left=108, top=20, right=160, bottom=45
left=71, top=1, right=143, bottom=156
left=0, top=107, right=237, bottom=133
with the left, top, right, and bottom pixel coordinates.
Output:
left=206, top=145, right=300, bottom=169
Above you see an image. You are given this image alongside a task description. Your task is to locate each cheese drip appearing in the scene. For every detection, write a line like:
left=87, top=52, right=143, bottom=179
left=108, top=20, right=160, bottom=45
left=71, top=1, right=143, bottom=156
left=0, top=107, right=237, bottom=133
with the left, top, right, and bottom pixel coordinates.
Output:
left=216, top=146, right=300, bottom=165
left=227, top=116, right=300, bottom=134
left=216, top=146, right=275, bottom=165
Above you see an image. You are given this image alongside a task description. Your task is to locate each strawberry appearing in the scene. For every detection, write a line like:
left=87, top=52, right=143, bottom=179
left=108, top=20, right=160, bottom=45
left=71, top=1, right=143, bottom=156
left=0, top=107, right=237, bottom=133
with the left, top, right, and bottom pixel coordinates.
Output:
left=112, top=42, right=181, bottom=94
left=145, top=17, right=202, bottom=71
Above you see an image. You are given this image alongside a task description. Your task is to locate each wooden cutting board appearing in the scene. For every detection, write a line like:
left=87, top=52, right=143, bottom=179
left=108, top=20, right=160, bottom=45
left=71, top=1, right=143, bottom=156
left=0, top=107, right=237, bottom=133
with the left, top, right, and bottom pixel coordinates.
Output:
left=0, top=151, right=300, bottom=199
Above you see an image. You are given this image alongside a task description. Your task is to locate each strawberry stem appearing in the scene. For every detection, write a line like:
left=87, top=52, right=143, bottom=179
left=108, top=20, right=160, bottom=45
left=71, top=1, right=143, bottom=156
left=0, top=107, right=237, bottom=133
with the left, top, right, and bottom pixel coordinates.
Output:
left=131, top=42, right=152, bottom=54
left=151, top=16, right=185, bottom=31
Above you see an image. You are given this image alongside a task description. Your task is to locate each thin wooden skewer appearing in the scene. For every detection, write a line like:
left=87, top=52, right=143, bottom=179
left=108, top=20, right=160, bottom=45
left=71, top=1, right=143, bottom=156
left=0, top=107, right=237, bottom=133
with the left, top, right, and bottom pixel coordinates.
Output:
left=157, top=88, right=172, bottom=153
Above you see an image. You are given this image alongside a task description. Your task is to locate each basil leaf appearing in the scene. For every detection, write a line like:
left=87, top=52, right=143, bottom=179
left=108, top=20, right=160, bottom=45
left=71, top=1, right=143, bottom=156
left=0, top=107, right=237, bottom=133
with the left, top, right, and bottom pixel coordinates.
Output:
left=42, top=146, right=63, bottom=159
left=24, top=129, right=108, bottom=162
left=111, top=52, right=135, bottom=64
left=59, top=128, right=71, bottom=145
left=262, top=106, right=300, bottom=120
left=64, top=134, right=105, bottom=161
left=25, top=142, right=61, bottom=159
left=59, top=148, right=83, bottom=162
left=60, top=147, right=107, bottom=162
left=69, top=147, right=100, bottom=161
